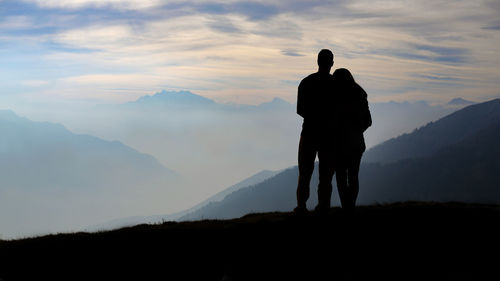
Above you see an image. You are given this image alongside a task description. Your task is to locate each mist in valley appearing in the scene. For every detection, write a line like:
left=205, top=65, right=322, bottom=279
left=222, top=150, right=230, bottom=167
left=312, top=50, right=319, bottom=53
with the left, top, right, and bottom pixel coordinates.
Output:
left=0, top=89, right=473, bottom=239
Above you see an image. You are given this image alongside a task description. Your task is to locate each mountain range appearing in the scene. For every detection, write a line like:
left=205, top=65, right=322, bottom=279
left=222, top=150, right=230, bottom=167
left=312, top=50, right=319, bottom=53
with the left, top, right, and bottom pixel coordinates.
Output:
left=121, top=90, right=469, bottom=148
left=1, top=90, right=490, bottom=237
left=129, top=90, right=216, bottom=106
left=124, top=90, right=292, bottom=112
left=178, top=98, right=500, bottom=220
left=363, top=98, right=500, bottom=163
left=0, top=110, right=176, bottom=189
left=0, top=110, right=178, bottom=238
left=88, top=93, right=488, bottom=226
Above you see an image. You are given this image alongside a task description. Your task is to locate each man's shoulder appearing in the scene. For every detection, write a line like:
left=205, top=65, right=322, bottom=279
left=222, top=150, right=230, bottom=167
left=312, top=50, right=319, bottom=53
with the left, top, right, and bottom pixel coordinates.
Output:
left=300, top=73, right=316, bottom=83
left=299, top=74, right=314, bottom=89
left=303, top=72, right=325, bottom=80
left=300, top=72, right=332, bottom=85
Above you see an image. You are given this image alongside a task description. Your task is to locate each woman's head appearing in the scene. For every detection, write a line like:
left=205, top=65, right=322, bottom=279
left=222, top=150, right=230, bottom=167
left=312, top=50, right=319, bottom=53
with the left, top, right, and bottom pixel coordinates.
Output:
left=333, top=68, right=355, bottom=84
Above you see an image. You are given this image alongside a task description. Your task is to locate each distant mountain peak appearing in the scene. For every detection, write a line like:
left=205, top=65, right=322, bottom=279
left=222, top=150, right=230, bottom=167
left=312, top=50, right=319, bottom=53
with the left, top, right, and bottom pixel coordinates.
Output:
left=270, top=97, right=289, bottom=104
left=134, top=90, right=216, bottom=106
left=0, top=109, right=22, bottom=120
left=0, top=109, right=16, bottom=115
left=256, top=97, right=292, bottom=110
left=448, top=97, right=474, bottom=106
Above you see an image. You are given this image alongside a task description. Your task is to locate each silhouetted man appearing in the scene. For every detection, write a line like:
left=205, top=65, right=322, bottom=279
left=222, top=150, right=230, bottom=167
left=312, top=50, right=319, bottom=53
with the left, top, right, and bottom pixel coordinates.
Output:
left=295, top=49, right=337, bottom=213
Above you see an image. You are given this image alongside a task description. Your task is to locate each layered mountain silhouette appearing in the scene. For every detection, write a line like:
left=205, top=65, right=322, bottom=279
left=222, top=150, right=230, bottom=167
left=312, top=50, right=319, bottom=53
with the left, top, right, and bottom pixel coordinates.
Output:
left=448, top=97, right=475, bottom=106
left=121, top=90, right=465, bottom=149
left=179, top=99, right=500, bottom=220
left=363, top=98, right=500, bottom=163
left=130, top=90, right=216, bottom=106
left=0, top=110, right=176, bottom=189
left=124, top=90, right=294, bottom=112
left=0, top=110, right=178, bottom=238
left=359, top=121, right=500, bottom=203
left=365, top=100, right=458, bottom=146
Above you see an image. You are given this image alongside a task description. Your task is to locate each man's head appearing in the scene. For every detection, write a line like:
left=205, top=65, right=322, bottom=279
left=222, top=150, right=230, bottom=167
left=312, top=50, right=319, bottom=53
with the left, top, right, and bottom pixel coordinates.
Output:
left=317, top=49, right=334, bottom=72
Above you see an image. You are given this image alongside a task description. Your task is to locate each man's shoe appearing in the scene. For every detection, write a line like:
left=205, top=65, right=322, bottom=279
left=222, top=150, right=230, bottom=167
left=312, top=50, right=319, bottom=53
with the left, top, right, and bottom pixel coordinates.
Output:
left=293, top=205, right=309, bottom=215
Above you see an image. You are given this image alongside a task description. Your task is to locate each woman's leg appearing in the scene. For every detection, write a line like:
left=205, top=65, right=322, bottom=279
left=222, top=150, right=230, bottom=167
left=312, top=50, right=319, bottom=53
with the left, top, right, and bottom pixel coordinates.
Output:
left=346, top=151, right=363, bottom=209
left=336, top=168, right=349, bottom=209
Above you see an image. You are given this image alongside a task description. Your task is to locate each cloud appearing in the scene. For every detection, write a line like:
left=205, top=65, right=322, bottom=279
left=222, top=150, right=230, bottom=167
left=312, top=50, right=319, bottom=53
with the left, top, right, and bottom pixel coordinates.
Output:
left=415, top=74, right=463, bottom=82
left=413, top=44, right=469, bottom=63
left=64, top=74, right=158, bottom=86
left=0, top=16, right=34, bottom=29
left=0, top=0, right=498, bottom=105
left=54, top=24, right=134, bottom=51
left=230, top=2, right=279, bottom=20
left=482, top=25, right=500, bottom=30
left=385, top=50, right=467, bottom=65
left=207, top=16, right=242, bottom=33
left=22, top=80, right=50, bottom=87
left=24, top=0, right=163, bottom=10
left=281, top=50, right=304, bottom=57
left=250, top=16, right=303, bottom=39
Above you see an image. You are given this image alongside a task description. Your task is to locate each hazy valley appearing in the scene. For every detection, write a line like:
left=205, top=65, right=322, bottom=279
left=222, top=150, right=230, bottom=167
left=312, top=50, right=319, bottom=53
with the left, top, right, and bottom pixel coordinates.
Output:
left=0, top=90, right=494, bottom=238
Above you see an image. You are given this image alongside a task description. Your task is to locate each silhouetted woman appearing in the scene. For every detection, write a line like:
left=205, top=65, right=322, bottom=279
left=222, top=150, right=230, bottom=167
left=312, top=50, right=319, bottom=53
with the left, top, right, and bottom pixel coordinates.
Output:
left=332, top=68, right=372, bottom=211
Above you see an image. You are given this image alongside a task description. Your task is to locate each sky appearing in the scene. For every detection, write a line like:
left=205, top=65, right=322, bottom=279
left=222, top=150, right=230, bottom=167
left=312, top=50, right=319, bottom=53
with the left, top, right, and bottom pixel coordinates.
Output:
left=1, top=0, right=500, bottom=238
left=1, top=0, right=499, bottom=107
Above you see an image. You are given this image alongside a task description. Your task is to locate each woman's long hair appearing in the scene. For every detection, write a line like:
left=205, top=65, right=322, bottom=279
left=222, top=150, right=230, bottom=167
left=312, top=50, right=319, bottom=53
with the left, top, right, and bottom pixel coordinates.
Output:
left=332, top=68, right=366, bottom=100
left=332, top=68, right=355, bottom=85
left=332, top=68, right=368, bottom=137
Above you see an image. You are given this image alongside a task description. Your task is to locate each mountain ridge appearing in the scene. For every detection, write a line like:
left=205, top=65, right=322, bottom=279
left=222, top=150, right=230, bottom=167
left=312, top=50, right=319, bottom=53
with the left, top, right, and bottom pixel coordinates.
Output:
left=126, top=90, right=294, bottom=110
left=0, top=110, right=177, bottom=185
left=0, top=110, right=178, bottom=239
left=132, top=90, right=216, bottom=106
left=363, top=98, right=500, bottom=164
left=448, top=97, right=475, bottom=106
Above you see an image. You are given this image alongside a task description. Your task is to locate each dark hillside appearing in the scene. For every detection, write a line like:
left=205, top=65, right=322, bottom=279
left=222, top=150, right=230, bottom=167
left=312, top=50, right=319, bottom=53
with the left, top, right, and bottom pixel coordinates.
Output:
left=363, top=98, right=500, bottom=164
left=180, top=121, right=500, bottom=220
left=0, top=202, right=498, bottom=281
left=179, top=167, right=302, bottom=220
left=359, top=122, right=500, bottom=203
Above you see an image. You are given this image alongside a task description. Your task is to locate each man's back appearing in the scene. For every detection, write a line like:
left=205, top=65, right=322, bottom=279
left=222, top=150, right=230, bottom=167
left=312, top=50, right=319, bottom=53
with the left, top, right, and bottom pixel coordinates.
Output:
left=297, top=72, right=337, bottom=136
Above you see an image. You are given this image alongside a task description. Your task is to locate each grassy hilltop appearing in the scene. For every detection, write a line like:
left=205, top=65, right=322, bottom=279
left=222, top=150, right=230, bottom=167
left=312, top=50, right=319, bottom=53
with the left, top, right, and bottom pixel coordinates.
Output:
left=0, top=202, right=499, bottom=281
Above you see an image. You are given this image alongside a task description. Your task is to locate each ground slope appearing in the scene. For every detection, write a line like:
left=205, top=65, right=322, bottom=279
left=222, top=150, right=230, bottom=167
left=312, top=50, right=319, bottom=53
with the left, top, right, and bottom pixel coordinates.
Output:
left=0, top=202, right=498, bottom=281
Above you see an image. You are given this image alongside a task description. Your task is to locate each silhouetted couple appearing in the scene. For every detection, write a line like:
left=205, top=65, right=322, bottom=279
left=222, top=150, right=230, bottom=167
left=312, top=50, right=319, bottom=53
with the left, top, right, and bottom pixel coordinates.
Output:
left=295, top=49, right=372, bottom=214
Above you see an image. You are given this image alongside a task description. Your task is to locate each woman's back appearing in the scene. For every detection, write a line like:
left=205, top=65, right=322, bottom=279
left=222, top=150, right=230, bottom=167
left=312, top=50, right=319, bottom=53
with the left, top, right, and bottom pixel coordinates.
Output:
left=331, top=68, right=372, bottom=211
left=333, top=69, right=371, bottom=154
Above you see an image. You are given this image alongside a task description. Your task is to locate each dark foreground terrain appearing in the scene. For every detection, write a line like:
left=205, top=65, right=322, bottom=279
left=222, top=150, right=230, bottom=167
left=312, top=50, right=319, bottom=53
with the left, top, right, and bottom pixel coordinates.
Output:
left=1, top=202, right=499, bottom=281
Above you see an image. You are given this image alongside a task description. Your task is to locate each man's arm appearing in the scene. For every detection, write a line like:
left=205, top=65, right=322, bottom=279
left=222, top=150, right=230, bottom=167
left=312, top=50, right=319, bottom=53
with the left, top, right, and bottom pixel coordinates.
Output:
left=297, top=79, right=308, bottom=118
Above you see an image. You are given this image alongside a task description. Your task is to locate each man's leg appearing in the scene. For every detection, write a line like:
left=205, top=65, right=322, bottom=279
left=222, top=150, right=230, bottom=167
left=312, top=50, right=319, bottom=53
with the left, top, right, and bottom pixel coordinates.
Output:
left=296, top=135, right=317, bottom=211
left=317, top=144, right=335, bottom=211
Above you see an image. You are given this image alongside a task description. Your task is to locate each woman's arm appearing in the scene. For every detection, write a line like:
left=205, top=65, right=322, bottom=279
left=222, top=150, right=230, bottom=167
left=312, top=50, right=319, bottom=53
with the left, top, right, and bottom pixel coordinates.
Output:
left=357, top=84, right=372, bottom=132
